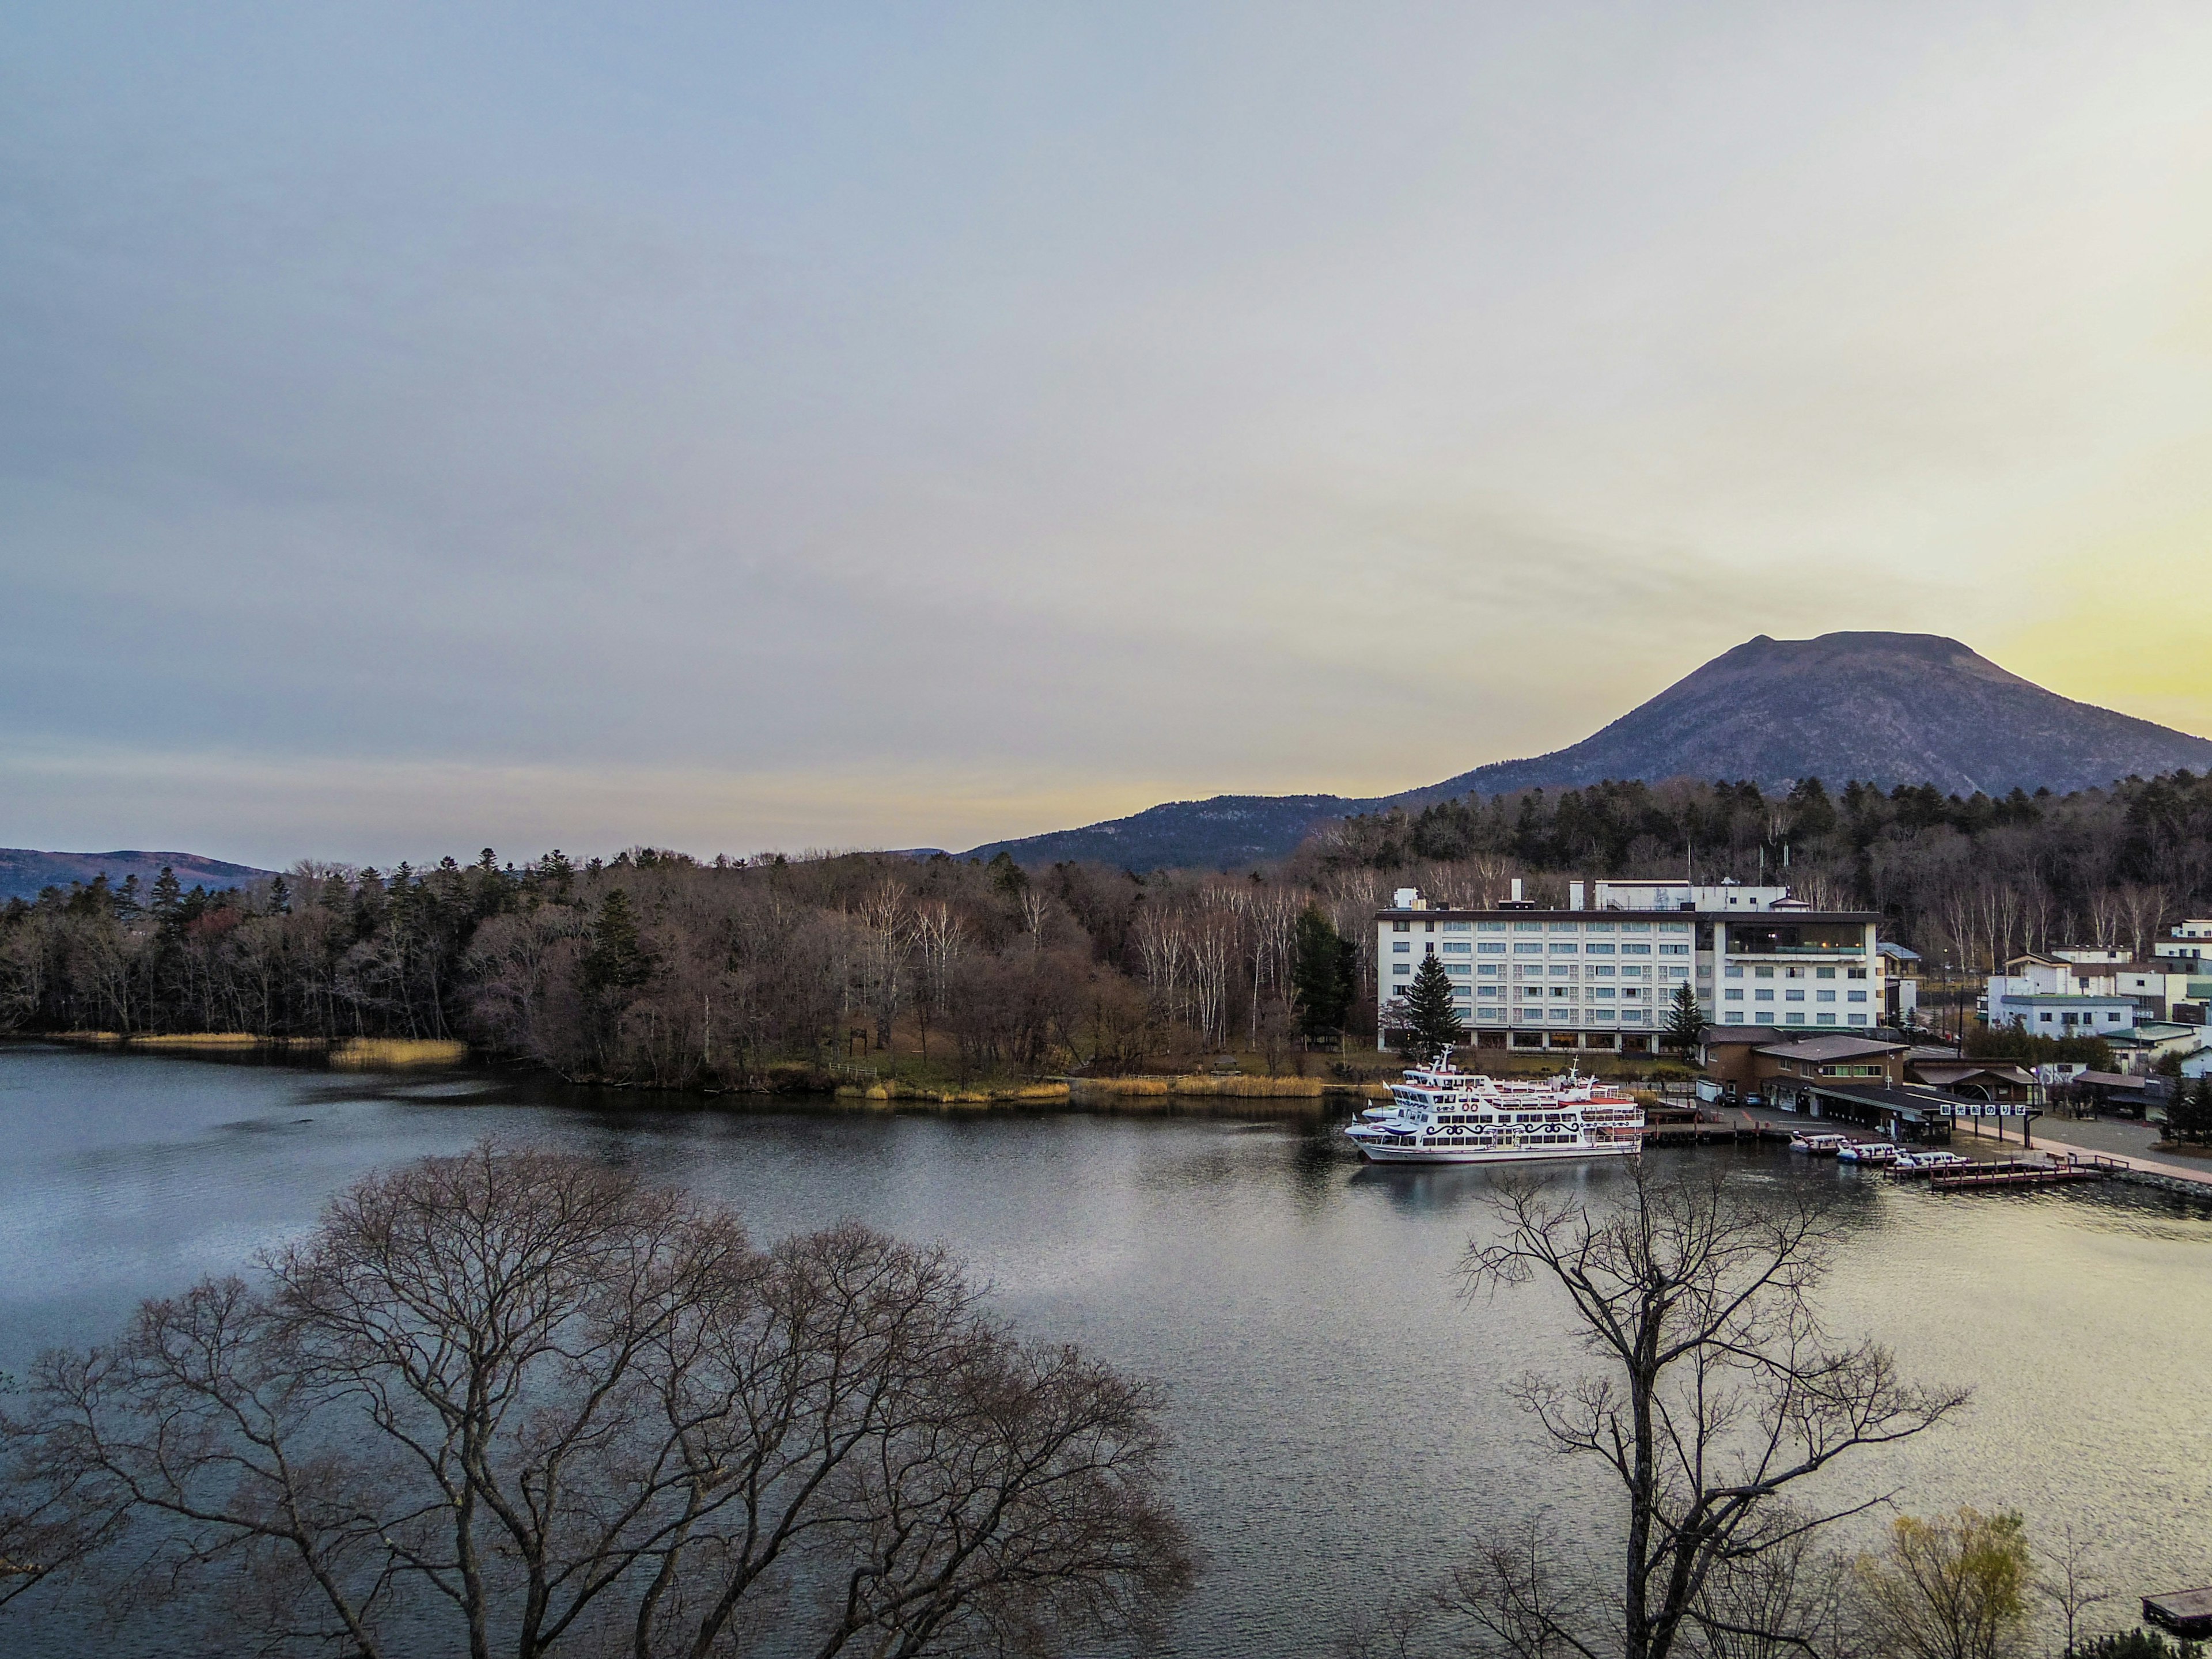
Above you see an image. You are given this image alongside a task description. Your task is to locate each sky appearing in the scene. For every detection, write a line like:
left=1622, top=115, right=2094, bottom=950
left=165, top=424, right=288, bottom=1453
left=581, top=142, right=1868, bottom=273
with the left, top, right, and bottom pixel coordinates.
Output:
left=5, top=2, right=2211, bottom=869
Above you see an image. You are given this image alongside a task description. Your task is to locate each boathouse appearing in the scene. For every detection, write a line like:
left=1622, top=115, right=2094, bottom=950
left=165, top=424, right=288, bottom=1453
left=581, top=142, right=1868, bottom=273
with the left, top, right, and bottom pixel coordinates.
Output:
left=1772, top=1079, right=1958, bottom=1143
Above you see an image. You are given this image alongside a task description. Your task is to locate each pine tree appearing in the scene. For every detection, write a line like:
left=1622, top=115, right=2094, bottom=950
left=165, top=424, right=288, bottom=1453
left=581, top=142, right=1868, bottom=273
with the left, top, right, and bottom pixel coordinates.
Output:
left=267, top=873, right=293, bottom=916
left=1291, top=906, right=1356, bottom=1042
left=1664, top=982, right=1705, bottom=1052
left=1396, top=953, right=1465, bottom=1060
left=150, top=866, right=183, bottom=938
left=582, top=888, right=652, bottom=994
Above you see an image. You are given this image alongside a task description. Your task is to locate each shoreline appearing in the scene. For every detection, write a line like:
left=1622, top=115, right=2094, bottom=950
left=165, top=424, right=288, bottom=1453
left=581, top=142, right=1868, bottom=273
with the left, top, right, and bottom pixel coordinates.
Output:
left=6, top=1035, right=1396, bottom=1111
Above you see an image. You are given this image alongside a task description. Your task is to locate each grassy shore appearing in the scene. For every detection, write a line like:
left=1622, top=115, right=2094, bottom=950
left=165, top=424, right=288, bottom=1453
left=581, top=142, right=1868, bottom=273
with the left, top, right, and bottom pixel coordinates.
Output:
left=43, top=1031, right=469, bottom=1069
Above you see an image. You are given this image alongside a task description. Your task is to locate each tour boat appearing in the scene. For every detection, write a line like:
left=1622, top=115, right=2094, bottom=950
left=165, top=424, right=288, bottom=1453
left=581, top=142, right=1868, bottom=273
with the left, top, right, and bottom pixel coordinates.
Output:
left=1343, top=1057, right=1645, bottom=1165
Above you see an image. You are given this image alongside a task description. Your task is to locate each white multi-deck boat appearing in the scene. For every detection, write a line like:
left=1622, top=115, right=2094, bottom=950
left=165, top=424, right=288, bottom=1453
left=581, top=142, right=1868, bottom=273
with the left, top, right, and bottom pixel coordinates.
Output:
left=1344, top=1056, right=1645, bottom=1165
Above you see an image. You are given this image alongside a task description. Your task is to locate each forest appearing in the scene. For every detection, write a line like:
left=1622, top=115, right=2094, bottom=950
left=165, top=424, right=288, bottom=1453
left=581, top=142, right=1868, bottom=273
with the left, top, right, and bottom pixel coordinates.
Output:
left=1, top=770, right=2207, bottom=1089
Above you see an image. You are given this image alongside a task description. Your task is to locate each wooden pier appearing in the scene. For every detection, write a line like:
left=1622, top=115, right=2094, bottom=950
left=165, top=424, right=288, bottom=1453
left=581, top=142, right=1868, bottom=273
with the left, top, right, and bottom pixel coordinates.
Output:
left=1923, top=1154, right=2127, bottom=1192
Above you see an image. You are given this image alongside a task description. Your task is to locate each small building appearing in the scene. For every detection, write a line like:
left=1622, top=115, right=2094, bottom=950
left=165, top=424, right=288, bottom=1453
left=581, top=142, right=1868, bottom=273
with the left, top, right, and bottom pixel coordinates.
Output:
left=2068, top=1070, right=2169, bottom=1117
left=1986, top=991, right=2138, bottom=1037
left=1695, top=1028, right=1907, bottom=1101
left=1906, top=1060, right=2039, bottom=1104
left=1789, top=1080, right=1958, bottom=1142
left=2153, top=921, right=2212, bottom=967
left=2108, top=1021, right=2210, bottom=1065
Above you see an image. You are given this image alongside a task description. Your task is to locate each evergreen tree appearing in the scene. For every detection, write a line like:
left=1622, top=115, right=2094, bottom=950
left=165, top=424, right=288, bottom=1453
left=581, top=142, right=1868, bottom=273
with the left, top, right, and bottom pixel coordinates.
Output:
left=1290, top=906, right=1357, bottom=1042
left=1395, top=953, right=1465, bottom=1060
left=1664, top=983, right=1705, bottom=1052
left=582, top=888, right=652, bottom=994
left=267, top=873, right=292, bottom=916
left=150, top=866, right=183, bottom=938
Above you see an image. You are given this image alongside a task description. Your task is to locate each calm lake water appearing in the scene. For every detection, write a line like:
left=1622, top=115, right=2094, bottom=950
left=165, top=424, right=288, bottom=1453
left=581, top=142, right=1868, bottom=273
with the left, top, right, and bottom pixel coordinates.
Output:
left=3, top=1042, right=2210, bottom=1656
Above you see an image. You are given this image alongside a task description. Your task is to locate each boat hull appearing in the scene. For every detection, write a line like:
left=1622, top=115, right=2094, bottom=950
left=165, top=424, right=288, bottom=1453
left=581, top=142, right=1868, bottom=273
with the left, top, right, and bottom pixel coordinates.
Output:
left=1353, top=1139, right=1642, bottom=1165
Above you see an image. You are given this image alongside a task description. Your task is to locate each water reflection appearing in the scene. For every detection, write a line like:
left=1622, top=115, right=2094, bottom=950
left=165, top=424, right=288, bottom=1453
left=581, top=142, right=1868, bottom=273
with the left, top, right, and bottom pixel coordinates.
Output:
left=2, top=1043, right=2210, bottom=1658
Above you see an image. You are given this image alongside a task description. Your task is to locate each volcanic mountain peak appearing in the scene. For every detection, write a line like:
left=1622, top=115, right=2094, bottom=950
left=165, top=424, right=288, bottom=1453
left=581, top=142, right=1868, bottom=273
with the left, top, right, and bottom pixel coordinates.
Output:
left=965, top=632, right=2212, bottom=870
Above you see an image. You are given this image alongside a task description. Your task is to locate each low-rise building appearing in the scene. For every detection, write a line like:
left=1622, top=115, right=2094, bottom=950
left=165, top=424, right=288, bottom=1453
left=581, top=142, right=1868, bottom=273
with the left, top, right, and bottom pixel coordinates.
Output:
left=1694, top=1028, right=1906, bottom=1096
left=2153, top=920, right=2212, bottom=966
left=1984, top=953, right=2205, bottom=1025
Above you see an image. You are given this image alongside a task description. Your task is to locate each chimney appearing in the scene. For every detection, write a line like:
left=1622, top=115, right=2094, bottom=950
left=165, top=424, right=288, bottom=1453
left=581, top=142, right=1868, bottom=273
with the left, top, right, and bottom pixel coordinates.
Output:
left=1569, top=880, right=1586, bottom=911
left=1510, top=878, right=1524, bottom=904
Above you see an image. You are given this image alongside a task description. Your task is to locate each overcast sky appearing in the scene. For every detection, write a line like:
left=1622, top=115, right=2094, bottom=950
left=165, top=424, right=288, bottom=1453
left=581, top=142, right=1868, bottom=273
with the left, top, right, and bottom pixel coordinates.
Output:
left=6, top=3, right=2211, bottom=868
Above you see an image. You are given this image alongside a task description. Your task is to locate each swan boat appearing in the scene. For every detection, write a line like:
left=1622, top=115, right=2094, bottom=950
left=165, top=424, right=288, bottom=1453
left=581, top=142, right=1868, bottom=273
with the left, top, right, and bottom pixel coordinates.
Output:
left=1344, top=1056, right=1645, bottom=1165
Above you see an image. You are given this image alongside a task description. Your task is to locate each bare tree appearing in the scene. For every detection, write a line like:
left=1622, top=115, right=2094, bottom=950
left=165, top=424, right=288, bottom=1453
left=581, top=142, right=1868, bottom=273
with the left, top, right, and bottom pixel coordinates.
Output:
left=2034, top=1522, right=2119, bottom=1658
left=911, top=900, right=967, bottom=1062
left=2, top=1145, right=1191, bottom=1658
left=1453, top=1163, right=1968, bottom=1659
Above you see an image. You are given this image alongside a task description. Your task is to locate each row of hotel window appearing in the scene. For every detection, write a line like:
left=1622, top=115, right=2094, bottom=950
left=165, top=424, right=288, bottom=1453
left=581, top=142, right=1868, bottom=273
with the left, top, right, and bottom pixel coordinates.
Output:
left=1390, top=920, right=1694, bottom=934
left=1449, top=1009, right=1872, bottom=1027
left=1392, top=940, right=1687, bottom=956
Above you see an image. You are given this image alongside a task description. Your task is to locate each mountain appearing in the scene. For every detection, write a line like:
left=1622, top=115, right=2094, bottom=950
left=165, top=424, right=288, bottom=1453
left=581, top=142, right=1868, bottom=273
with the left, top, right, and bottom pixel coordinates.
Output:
left=0, top=849, right=276, bottom=904
left=964, top=632, right=2212, bottom=870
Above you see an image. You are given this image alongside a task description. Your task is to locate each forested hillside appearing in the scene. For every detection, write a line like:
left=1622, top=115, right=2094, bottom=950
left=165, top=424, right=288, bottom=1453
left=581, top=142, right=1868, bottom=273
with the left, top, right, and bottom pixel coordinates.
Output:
left=3, top=770, right=2207, bottom=1087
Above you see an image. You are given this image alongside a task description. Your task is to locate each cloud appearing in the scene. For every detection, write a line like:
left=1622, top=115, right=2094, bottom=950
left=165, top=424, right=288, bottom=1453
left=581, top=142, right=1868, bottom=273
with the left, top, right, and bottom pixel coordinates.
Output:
left=5, top=2, right=2212, bottom=858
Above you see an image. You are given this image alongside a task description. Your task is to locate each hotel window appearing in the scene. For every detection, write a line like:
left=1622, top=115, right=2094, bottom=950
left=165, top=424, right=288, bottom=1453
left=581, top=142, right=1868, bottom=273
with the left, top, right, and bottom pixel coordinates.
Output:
left=1550, top=922, right=1580, bottom=933
left=1590, top=965, right=1615, bottom=978
left=1393, top=921, right=1410, bottom=932
left=1622, top=944, right=1652, bottom=956
left=1817, top=1013, right=1838, bottom=1025
left=1591, top=986, right=1616, bottom=999
left=1660, top=943, right=1688, bottom=956
left=1478, top=985, right=1501, bottom=998
left=1478, top=942, right=1506, bottom=955
left=1446, top=964, right=1470, bottom=978
left=1443, top=941, right=1471, bottom=955
left=1393, top=941, right=1410, bottom=953
left=1725, top=965, right=1744, bottom=978
left=1444, top=921, right=1471, bottom=933
left=1816, top=967, right=1836, bottom=980
left=1847, top=1013, right=1869, bottom=1025
left=1847, top=967, right=1868, bottom=979
left=1586, top=943, right=1615, bottom=955
left=1724, top=988, right=1745, bottom=1001
left=1755, top=989, right=1775, bottom=1002
left=1755, top=966, right=1775, bottom=979
left=1550, top=965, right=1574, bottom=978
left=1514, top=922, right=1544, bottom=933
left=1816, top=990, right=1836, bottom=1002
left=1785, top=990, right=1805, bottom=1002
left=1393, top=962, right=1411, bottom=976
left=1477, top=964, right=1501, bottom=977
left=1514, top=942, right=1544, bottom=955
left=1847, top=990, right=1867, bottom=1002
left=1550, top=943, right=1578, bottom=955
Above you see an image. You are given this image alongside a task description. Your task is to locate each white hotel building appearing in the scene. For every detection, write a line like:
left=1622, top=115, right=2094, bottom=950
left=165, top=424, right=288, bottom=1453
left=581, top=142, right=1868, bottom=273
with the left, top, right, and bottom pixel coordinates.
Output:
left=1377, top=878, right=1888, bottom=1054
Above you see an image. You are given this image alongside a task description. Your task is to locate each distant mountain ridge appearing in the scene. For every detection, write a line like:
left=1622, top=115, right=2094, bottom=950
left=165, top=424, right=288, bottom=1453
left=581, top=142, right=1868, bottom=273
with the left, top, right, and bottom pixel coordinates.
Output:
left=964, top=632, right=2212, bottom=871
left=0, top=849, right=275, bottom=904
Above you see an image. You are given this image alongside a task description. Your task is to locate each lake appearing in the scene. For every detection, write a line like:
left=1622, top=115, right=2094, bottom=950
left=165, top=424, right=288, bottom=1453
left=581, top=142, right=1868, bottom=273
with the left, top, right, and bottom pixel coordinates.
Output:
left=3, top=1042, right=2210, bottom=1656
